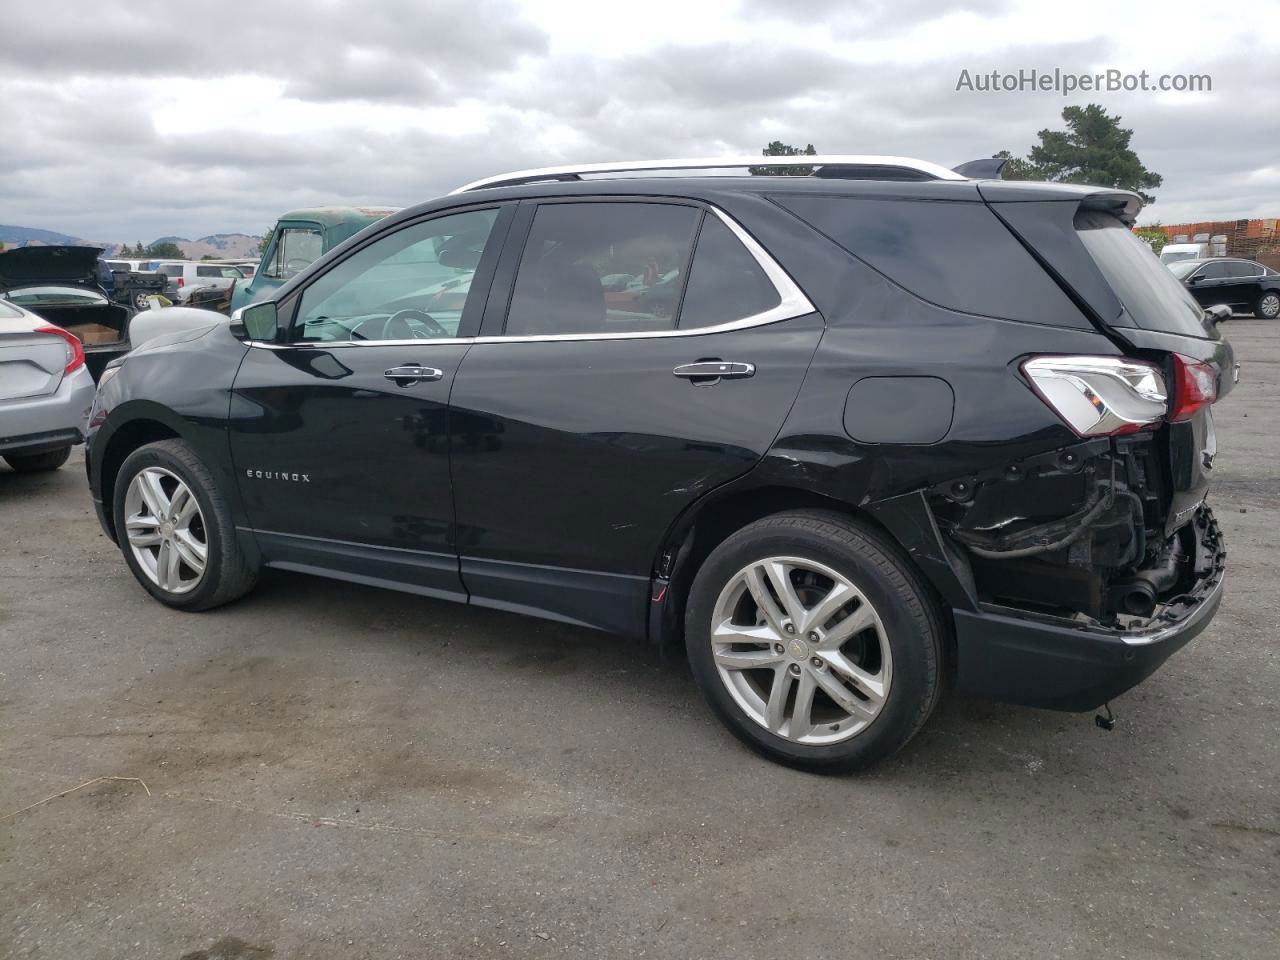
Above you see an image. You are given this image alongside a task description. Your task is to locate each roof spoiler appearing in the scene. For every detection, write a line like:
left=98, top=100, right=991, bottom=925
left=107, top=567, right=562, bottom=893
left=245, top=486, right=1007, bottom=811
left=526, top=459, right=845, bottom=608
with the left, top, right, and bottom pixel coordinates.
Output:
left=952, top=157, right=1008, bottom=179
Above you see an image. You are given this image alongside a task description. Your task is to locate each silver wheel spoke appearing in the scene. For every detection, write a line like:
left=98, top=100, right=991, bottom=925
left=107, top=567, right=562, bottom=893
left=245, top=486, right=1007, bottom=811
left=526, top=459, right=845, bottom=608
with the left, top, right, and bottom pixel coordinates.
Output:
left=169, top=485, right=195, bottom=524
left=762, top=560, right=805, bottom=625
left=137, top=470, right=171, bottom=517
left=125, top=514, right=162, bottom=547
left=819, top=602, right=877, bottom=648
left=812, top=666, right=877, bottom=719
left=764, top=667, right=793, bottom=733
left=172, top=530, right=207, bottom=574
left=799, top=580, right=854, bottom=634
left=790, top=669, right=817, bottom=739
left=743, top=565, right=789, bottom=635
left=822, top=650, right=887, bottom=709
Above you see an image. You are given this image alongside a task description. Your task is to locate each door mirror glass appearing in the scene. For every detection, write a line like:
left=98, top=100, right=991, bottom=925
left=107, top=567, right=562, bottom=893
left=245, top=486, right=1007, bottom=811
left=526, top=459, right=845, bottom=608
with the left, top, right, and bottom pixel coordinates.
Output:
left=239, top=301, right=279, bottom=341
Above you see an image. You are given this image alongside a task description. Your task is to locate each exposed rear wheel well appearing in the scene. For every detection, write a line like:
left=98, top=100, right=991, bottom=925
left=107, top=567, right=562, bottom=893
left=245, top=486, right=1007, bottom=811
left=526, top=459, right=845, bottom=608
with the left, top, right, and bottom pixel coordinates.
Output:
left=656, top=485, right=955, bottom=673
left=98, top=420, right=180, bottom=539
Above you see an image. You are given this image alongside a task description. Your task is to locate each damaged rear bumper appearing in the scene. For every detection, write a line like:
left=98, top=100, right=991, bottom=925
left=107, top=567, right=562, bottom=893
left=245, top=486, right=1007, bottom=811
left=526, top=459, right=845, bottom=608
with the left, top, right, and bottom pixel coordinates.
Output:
left=952, top=508, right=1226, bottom=711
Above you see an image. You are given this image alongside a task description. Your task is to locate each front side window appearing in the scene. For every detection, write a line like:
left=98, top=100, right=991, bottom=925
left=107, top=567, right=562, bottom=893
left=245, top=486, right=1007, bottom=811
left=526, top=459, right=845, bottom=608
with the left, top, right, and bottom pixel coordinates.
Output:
left=1196, top=262, right=1228, bottom=280
left=294, top=208, right=497, bottom=343
left=265, top=227, right=323, bottom=280
left=505, top=202, right=700, bottom=336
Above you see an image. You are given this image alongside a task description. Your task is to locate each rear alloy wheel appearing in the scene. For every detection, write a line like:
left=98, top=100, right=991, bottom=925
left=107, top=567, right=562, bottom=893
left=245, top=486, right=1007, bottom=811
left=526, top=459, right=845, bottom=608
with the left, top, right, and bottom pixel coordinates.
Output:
left=685, top=510, right=943, bottom=772
left=709, top=557, right=891, bottom=744
left=1257, top=291, right=1280, bottom=320
left=123, top=466, right=208, bottom=595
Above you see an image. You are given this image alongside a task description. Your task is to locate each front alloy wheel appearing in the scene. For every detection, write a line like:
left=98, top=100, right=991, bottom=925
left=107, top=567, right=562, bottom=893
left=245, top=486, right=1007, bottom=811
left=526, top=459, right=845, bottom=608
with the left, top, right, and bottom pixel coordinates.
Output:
left=123, top=466, right=208, bottom=594
left=711, top=557, right=891, bottom=744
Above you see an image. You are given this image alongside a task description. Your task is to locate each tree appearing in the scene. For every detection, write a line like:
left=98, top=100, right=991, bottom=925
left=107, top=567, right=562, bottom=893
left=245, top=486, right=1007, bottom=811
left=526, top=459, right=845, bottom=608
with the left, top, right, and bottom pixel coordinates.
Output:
left=996, top=104, right=1162, bottom=204
left=1134, top=227, right=1168, bottom=255
left=751, top=141, right=817, bottom=176
left=258, top=229, right=273, bottom=257
left=146, top=241, right=185, bottom=259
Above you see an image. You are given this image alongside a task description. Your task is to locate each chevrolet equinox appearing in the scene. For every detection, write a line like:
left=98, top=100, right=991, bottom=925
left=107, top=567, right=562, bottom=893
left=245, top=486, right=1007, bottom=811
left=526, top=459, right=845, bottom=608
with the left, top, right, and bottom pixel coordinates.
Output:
left=87, top=156, right=1232, bottom=771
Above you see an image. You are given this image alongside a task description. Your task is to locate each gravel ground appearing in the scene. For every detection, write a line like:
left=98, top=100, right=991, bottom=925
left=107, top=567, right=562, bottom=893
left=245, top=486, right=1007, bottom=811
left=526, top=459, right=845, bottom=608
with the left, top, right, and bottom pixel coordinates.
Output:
left=2, top=318, right=1277, bottom=959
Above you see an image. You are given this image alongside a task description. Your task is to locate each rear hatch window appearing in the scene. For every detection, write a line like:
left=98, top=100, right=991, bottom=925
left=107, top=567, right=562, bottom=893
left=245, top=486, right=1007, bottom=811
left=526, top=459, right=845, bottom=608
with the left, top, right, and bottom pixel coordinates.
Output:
left=1074, top=210, right=1212, bottom=339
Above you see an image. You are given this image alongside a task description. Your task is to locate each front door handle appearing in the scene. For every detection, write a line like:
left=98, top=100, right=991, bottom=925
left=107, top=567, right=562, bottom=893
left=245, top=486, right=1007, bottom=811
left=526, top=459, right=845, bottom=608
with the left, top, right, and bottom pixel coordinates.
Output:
left=673, top=360, right=755, bottom=384
left=384, top=364, right=444, bottom=385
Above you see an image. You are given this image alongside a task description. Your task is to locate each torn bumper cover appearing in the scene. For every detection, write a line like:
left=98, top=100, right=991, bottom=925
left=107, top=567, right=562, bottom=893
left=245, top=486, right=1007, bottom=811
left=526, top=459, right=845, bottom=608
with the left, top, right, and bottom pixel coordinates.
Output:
left=951, top=507, right=1226, bottom=711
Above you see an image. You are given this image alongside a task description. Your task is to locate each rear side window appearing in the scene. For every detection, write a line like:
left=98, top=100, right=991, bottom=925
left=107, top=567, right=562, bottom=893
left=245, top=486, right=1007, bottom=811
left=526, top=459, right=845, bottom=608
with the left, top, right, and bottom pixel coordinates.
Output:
left=505, top=202, right=699, bottom=336
left=197, top=265, right=218, bottom=277
left=1075, top=210, right=1209, bottom=338
left=158, top=264, right=182, bottom=278
left=678, top=215, right=780, bottom=329
left=1227, top=261, right=1262, bottom=278
left=775, top=195, right=1083, bottom=326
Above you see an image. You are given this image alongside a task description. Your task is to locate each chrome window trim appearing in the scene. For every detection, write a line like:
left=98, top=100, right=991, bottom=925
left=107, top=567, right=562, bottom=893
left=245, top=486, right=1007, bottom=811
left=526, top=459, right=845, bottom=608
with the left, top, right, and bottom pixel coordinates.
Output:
left=451, top=155, right=967, bottom=193
left=246, top=206, right=817, bottom=350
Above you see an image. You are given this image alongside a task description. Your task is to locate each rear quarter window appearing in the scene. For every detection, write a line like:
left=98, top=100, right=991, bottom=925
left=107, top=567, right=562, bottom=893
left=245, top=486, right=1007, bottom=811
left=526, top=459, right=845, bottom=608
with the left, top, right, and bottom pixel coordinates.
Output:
left=774, top=195, right=1084, bottom=327
left=1074, top=210, right=1210, bottom=339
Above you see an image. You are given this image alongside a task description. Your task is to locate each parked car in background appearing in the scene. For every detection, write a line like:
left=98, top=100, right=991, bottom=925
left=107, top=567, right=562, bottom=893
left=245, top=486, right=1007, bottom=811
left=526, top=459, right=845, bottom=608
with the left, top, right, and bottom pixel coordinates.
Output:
left=0, top=297, right=95, bottom=473
left=1160, top=242, right=1207, bottom=265
left=148, top=261, right=245, bottom=304
left=100, top=259, right=167, bottom=310
left=230, top=206, right=398, bottom=312
left=0, top=245, right=131, bottom=379
left=1168, top=257, right=1280, bottom=319
left=88, top=156, right=1232, bottom=772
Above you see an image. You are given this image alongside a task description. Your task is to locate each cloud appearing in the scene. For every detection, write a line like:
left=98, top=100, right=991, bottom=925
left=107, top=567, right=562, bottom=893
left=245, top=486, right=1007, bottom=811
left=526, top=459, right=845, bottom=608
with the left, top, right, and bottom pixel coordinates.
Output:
left=1, top=0, right=1275, bottom=240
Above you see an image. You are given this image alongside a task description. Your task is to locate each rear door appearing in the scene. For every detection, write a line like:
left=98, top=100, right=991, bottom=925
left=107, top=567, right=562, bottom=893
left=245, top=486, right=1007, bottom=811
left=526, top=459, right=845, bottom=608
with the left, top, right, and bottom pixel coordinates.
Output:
left=448, top=198, right=824, bottom=636
left=1223, top=260, right=1263, bottom=308
left=229, top=204, right=511, bottom=600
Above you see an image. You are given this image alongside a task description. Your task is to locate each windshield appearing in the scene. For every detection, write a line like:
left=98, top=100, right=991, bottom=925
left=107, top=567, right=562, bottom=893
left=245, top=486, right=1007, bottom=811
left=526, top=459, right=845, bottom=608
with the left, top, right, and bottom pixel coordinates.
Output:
left=1076, top=211, right=1210, bottom=339
left=1167, top=260, right=1203, bottom=280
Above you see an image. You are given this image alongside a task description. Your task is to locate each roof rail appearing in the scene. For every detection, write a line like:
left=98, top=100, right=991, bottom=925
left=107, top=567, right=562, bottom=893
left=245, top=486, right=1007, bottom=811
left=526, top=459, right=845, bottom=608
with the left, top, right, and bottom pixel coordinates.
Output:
left=450, top=155, right=968, bottom=193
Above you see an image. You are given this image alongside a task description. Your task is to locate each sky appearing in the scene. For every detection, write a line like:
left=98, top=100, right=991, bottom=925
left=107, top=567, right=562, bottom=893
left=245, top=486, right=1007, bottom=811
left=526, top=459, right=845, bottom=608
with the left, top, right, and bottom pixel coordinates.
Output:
left=2, top=0, right=1277, bottom=242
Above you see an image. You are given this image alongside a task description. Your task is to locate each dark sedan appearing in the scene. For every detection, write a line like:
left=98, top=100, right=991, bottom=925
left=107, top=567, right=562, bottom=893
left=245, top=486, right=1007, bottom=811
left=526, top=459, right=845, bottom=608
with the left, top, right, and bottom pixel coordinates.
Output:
left=1168, top=257, right=1280, bottom=319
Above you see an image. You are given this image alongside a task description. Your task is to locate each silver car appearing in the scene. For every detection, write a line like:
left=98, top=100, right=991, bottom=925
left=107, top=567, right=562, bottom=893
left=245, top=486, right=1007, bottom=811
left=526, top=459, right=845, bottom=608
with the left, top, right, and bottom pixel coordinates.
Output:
left=0, top=298, right=95, bottom=472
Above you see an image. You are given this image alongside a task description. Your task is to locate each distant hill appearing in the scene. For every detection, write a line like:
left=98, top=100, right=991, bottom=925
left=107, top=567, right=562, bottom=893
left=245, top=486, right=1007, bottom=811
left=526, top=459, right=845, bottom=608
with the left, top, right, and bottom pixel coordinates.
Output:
left=153, top=234, right=263, bottom=259
left=2, top=225, right=263, bottom=260
left=0, top=224, right=99, bottom=248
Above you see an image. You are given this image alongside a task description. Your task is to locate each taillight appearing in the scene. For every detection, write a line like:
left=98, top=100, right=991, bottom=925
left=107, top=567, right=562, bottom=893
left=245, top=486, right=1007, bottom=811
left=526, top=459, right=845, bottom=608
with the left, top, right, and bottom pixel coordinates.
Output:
left=34, top=325, right=85, bottom=375
left=177, top=276, right=185, bottom=287
left=1022, top=355, right=1167, bottom=437
left=1168, top=354, right=1217, bottom=422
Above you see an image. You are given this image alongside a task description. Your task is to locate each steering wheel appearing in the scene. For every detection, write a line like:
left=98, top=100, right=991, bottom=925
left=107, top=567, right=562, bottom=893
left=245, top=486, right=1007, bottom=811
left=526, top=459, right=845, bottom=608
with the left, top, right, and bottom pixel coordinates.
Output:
left=381, top=308, right=449, bottom=340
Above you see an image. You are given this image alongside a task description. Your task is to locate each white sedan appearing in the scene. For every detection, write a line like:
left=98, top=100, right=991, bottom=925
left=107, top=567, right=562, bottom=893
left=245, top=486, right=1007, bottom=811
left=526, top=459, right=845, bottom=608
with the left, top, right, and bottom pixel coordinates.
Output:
left=0, top=297, right=95, bottom=473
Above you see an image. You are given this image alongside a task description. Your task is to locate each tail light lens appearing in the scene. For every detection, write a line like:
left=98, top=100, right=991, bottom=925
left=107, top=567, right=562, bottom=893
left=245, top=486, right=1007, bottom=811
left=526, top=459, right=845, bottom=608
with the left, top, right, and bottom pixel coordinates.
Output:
left=34, top=325, right=86, bottom=375
left=1169, top=354, right=1217, bottom=421
left=177, top=276, right=185, bottom=287
left=1022, top=356, right=1167, bottom=437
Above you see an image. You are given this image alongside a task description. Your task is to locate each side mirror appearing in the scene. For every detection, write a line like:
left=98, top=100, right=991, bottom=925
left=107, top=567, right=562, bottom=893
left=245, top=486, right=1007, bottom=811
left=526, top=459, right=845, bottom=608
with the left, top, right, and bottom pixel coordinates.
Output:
left=1187, top=274, right=1201, bottom=283
left=1205, top=303, right=1231, bottom=325
left=230, top=301, right=279, bottom=342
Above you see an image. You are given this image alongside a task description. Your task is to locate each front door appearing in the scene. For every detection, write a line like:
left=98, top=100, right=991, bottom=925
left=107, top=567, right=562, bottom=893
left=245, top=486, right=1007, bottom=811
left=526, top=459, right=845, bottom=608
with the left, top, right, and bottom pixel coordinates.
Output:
left=229, top=205, right=509, bottom=600
left=448, top=199, right=825, bottom=635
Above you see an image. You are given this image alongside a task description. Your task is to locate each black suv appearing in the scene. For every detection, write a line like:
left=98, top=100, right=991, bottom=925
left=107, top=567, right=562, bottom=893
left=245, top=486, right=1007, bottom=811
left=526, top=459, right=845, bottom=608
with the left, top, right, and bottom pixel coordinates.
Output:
left=1168, top=257, right=1280, bottom=319
left=87, top=157, right=1233, bottom=771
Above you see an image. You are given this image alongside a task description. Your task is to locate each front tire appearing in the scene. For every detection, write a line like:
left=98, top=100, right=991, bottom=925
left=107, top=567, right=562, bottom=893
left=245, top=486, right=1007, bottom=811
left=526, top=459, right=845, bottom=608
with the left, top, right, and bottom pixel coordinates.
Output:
left=113, top=439, right=258, bottom=610
left=1256, top=290, right=1280, bottom=320
left=685, top=510, right=943, bottom=772
left=4, top=446, right=71, bottom=473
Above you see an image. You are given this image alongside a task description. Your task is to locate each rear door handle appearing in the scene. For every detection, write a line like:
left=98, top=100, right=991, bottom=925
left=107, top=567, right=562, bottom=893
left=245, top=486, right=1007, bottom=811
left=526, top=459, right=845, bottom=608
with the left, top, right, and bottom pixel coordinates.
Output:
left=673, top=361, right=755, bottom=383
left=383, top=364, right=444, bottom=385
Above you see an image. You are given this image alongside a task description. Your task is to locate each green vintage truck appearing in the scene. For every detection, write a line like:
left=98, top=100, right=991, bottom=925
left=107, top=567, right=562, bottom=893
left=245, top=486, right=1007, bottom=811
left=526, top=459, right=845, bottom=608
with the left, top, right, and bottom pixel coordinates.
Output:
left=230, top=206, right=398, bottom=313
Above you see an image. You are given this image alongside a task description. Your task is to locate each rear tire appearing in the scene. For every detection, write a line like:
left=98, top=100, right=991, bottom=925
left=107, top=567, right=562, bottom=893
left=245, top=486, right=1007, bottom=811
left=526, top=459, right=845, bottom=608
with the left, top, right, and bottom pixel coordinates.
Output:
left=4, top=446, right=71, bottom=473
left=1256, top=290, right=1280, bottom=320
left=113, top=439, right=258, bottom=611
left=685, top=510, right=943, bottom=773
